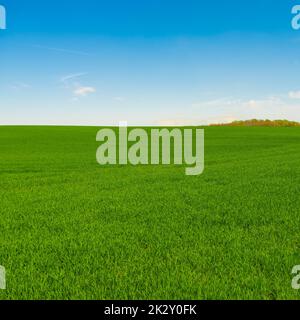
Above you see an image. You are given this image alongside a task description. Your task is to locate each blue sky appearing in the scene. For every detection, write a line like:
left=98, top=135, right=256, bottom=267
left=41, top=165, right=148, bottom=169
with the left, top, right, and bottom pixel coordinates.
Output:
left=1, top=0, right=300, bottom=125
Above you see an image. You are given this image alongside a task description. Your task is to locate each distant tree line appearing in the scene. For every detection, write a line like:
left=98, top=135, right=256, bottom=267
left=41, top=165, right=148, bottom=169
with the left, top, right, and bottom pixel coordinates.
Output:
left=211, top=119, right=300, bottom=127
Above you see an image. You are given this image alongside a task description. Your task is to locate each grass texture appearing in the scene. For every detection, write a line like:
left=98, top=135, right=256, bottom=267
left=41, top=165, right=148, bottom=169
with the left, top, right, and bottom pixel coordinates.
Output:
left=0, top=126, right=300, bottom=300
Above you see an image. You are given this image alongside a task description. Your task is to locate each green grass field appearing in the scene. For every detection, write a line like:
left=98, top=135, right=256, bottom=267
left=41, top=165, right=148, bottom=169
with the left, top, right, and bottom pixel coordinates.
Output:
left=0, top=126, right=300, bottom=300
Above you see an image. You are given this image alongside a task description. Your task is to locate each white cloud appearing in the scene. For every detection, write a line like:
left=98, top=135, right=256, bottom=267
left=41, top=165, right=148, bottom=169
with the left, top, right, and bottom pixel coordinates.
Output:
left=73, top=86, right=96, bottom=97
left=59, top=73, right=96, bottom=98
left=288, top=91, right=300, bottom=99
left=188, top=94, right=300, bottom=124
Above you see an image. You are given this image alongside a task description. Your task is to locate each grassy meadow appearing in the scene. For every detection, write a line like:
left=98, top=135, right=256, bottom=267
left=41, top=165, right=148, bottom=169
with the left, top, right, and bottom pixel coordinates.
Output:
left=0, top=125, right=300, bottom=300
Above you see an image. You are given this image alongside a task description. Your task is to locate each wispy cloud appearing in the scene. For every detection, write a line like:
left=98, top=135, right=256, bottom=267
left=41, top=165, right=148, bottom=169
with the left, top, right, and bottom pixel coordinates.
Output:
left=192, top=96, right=284, bottom=111
left=113, top=96, right=125, bottom=102
left=60, top=73, right=87, bottom=84
left=9, top=82, right=31, bottom=90
left=33, top=45, right=92, bottom=57
left=186, top=94, right=300, bottom=124
left=157, top=116, right=238, bottom=126
left=192, top=97, right=240, bottom=109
